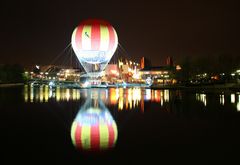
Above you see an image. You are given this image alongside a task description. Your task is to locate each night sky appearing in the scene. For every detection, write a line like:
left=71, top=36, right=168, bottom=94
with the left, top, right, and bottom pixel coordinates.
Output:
left=0, top=0, right=239, bottom=66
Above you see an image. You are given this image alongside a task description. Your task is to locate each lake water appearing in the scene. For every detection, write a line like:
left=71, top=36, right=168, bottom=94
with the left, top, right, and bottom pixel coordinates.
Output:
left=1, top=85, right=240, bottom=163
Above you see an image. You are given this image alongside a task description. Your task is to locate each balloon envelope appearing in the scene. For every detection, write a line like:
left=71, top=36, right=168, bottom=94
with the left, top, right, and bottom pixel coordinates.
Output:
left=71, top=19, right=118, bottom=77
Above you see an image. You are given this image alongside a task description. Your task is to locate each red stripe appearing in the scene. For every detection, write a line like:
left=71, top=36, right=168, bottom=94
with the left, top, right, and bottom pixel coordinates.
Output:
left=90, top=125, right=100, bottom=150
left=75, top=124, right=82, bottom=149
left=108, top=125, right=115, bottom=147
left=91, top=20, right=101, bottom=50
left=75, top=25, right=84, bottom=50
left=107, top=24, right=116, bottom=51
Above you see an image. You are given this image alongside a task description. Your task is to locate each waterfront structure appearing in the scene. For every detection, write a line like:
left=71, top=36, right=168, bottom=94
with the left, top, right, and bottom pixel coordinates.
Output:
left=139, top=66, right=177, bottom=85
left=26, top=65, right=81, bottom=81
left=140, top=57, right=151, bottom=69
left=104, top=64, right=119, bottom=82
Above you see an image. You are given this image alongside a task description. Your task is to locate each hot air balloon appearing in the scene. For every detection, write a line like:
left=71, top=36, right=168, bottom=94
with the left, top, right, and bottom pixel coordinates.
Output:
left=71, top=19, right=118, bottom=79
left=71, top=97, right=118, bottom=151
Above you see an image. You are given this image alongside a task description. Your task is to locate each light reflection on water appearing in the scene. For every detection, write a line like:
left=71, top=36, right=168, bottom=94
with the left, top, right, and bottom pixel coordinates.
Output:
left=23, top=85, right=170, bottom=108
left=237, top=95, right=240, bottom=111
left=23, top=85, right=240, bottom=112
left=71, top=90, right=118, bottom=151
left=196, top=93, right=207, bottom=106
left=195, top=91, right=240, bottom=111
left=219, top=94, right=225, bottom=105
left=24, top=85, right=81, bottom=102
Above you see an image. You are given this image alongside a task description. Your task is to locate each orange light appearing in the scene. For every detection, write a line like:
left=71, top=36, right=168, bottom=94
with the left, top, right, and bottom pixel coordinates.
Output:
left=176, top=65, right=182, bottom=70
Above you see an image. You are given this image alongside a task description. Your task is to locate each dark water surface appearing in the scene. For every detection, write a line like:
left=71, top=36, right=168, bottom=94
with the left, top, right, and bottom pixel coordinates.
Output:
left=1, top=85, right=240, bottom=164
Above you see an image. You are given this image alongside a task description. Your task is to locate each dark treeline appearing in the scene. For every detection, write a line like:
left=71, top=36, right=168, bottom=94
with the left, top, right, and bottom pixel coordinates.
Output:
left=178, top=53, right=240, bottom=81
left=0, top=64, right=25, bottom=84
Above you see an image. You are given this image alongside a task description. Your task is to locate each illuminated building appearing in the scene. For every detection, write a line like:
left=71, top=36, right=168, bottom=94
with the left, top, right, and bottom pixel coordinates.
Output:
left=166, top=56, right=173, bottom=66
left=139, top=66, right=177, bottom=85
left=104, top=64, right=119, bottom=82
left=140, top=57, right=151, bottom=69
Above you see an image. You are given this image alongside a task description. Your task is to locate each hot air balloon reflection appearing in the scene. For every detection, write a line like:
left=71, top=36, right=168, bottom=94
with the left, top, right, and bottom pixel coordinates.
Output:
left=71, top=98, right=118, bottom=151
left=71, top=19, right=118, bottom=79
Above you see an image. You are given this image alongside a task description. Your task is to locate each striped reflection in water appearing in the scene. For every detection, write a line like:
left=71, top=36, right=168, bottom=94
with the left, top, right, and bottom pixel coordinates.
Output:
left=71, top=93, right=118, bottom=151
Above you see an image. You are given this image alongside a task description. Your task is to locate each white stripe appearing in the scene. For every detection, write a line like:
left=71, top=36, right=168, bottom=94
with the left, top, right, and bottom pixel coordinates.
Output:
left=99, top=25, right=109, bottom=51
left=71, top=28, right=78, bottom=54
left=82, top=25, right=91, bottom=50
left=112, top=28, right=118, bottom=52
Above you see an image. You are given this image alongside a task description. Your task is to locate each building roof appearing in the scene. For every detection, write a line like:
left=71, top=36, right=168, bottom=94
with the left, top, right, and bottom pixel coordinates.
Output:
left=140, top=66, right=175, bottom=72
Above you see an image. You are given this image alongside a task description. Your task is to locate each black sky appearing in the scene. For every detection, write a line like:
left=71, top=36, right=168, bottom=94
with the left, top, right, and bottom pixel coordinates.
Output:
left=0, top=0, right=239, bottom=66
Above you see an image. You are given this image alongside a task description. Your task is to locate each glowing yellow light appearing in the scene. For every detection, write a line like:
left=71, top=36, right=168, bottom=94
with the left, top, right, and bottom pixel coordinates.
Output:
left=132, top=88, right=141, bottom=108
left=145, top=89, right=151, bottom=101
left=72, top=89, right=77, bottom=100
left=128, top=88, right=133, bottom=110
left=30, top=86, right=34, bottom=103
left=164, top=90, right=169, bottom=102
left=220, top=94, right=225, bottom=105
left=39, top=86, right=43, bottom=103
left=160, top=90, right=164, bottom=106
left=110, top=88, right=118, bottom=104
left=176, top=65, right=182, bottom=70
left=196, top=93, right=207, bottom=107
left=115, top=88, right=119, bottom=100
left=118, top=97, right=124, bottom=111
left=65, top=89, right=70, bottom=101
left=154, top=90, right=160, bottom=102
left=237, top=102, right=240, bottom=111
left=76, top=90, right=80, bottom=100
left=43, top=86, right=48, bottom=102
left=24, top=85, right=28, bottom=102
left=133, top=72, right=140, bottom=79
left=56, top=87, right=60, bottom=101
left=231, top=94, right=235, bottom=103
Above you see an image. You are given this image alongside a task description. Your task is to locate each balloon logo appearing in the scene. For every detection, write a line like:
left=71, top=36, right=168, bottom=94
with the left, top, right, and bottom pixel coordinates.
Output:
left=71, top=19, right=118, bottom=77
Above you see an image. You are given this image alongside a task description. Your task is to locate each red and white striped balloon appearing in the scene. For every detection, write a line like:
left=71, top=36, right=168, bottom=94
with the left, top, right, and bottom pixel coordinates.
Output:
left=71, top=19, right=118, bottom=64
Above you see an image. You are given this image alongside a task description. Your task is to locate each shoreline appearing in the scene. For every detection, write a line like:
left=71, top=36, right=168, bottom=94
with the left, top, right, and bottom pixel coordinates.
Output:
left=0, top=82, right=239, bottom=91
left=0, top=83, right=24, bottom=87
left=150, top=83, right=240, bottom=91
